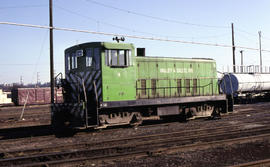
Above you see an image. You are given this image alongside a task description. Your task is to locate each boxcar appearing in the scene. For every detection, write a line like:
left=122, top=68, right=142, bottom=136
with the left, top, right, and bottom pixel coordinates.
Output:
left=12, top=87, right=63, bottom=106
left=52, top=42, right=228, bottom=129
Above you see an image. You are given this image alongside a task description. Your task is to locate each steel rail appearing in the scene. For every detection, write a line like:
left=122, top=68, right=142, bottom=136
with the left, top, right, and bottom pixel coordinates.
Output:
left=230, top=158, right=270, bottom=167
left=2, top=117, right=270, bottom=158
left=1, top=123, right=270, bottom=166
left=1, top=111, right=270, bottom=151
left=2, top=129, right=270, bottom=167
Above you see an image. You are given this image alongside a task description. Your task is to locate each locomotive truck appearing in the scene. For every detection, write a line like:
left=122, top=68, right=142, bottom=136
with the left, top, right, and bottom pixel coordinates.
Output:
left=52, top=42, right=228, bottom=129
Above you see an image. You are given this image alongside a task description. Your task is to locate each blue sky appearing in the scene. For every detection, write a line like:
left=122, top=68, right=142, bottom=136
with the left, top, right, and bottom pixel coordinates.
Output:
left=0, top=0, right=270, bottom=84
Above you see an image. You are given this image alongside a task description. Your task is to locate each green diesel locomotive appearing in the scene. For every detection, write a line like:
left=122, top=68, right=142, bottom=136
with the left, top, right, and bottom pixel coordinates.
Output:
left=52, top=42, right=228, bottom=129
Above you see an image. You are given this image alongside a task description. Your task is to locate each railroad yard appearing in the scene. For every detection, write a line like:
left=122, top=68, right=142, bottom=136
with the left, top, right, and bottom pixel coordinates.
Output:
left=0, top=103, right=269, bottom=167
left=1, top=0, right=270, bottom=166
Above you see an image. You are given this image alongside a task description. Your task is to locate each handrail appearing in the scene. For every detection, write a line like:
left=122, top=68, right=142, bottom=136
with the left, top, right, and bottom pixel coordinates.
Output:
left=222, top=65, right=270, bottom=74
left=55, top=72, right=63, bottom=80
left=136, top=78, right=218, bottom=99
left=54, top=72, right=63, bottom=88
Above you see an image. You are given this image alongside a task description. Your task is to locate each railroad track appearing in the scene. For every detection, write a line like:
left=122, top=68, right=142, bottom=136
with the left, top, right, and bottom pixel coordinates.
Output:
left=1, top=131, right=270, bottom=166
left=1, top=119, right=270, bottom=166
left=0, top=110, right=269, bottom=151
left=231, top=158, right=270, bottom=167
left=0, top=109, right=269, bottom=152
left=0, top=104, right=50, bottom=111
left=0, top=102, right=265, bottom=126
left=0, top=101, right=268, bottom=132
left=0, top=115, right=50, bottom=126
left=0, top=102, right=270, bottom=166
left=0, top=125, right=53, bottom=140
left=2, top=119, right=270, bottom=157
left=0, top=105, right=50, bottom=129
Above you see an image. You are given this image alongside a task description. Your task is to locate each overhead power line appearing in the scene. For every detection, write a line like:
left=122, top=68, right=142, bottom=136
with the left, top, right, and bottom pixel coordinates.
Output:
left=234, top=31, right=259, bottom=45
left=235, top=27, right=257, bottom=37
left=56, top=5, right=229, bottom=40
left=85, top=0, right=229, bottom=29
left=263, top=37, right=270, bottom=41
left=0, top=4, right=47, bottom=10
left=1, top=21, right=270, bottom=52
left=235, top=27, right=270, bottom=41
left=0, top=63, right=63, bottom=66
left=0, top=64, right=39, bottom=66
left=55, top=5, right=158, bottom=37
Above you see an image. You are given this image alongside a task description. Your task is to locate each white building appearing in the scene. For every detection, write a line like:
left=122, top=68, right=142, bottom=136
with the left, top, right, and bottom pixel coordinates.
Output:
left=0, top=89, right=12, bottom=105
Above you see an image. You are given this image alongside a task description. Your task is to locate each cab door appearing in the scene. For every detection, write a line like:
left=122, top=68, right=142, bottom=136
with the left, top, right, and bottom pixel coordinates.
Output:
left=102, top=49, right=136, bottom=102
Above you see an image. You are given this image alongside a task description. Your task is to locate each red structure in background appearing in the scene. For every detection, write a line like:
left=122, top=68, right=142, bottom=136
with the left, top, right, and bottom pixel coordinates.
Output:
left=12, top=87, right=63, bottom=106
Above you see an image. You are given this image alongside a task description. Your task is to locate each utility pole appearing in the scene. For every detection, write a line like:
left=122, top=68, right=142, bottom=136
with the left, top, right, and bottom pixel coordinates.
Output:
left=36, top=72, right=40, bottom=87
left=49, top=0, right=54, bottom=103
left=240, top=50, right=243, bottom=73
left=259, top=31, right=262, bottom=73
left=231, top=23, right=236, bottom=73
left=20, top=76, right=23, bottom=86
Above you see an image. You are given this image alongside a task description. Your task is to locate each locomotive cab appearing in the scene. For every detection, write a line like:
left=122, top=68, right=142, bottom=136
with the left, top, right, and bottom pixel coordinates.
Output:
left=52, top=42, right=136, bottom=129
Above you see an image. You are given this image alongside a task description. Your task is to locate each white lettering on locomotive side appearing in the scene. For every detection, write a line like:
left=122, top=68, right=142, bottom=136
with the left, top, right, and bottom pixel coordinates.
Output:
left=160, top=68, right=193, bottom=73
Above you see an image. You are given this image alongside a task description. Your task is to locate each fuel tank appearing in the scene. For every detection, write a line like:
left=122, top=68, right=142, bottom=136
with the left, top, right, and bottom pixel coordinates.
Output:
left=220, top=73, right=270, bottom=94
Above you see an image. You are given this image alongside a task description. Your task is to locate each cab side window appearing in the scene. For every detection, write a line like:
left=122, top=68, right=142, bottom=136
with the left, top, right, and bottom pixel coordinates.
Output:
left=111, top=50, right=118, bottom=66
left=86, top=48, right=100, bottom=69
left=86, top=48, right=93, bottom=67
left=65, top=52, right=77, bottom=71
left=71, top=53, right=77, bottom=69
left=65, top=53, right=71, bottom=71
left=94, top=48, right=100, bottom=70
left=105, top=49, right=131, bottom=67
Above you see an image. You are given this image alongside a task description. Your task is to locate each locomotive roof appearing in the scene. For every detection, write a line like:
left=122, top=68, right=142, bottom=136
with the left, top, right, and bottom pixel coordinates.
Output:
left=64, top=42, right=215, bottom=62
left=136, top=56, right=215, bottom=62
left=65, top=42, right=134, bottom=53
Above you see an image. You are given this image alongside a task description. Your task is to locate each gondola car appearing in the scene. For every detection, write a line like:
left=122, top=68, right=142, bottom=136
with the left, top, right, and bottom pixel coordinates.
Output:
left=52, top=42, right=228, bottom=129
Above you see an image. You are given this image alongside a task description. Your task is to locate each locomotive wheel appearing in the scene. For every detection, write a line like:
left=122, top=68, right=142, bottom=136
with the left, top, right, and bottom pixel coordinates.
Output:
left=99, top=112, right=142, bottom=127
left=130, top=113, right=143, bottom=126
left=188, top=105, right=214, bottom=119
left=227, top=95, right=234, bottom=112
left=210, top=106, right=221, bottom=119
left=51, top=114, right=65, bottom=134
left=51, top=112, right=72, bottom=135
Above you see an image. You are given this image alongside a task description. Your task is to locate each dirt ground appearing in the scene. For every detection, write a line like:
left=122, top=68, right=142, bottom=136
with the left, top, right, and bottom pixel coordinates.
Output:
left=95, top=139, right=270, bottom=167
left=0, top=103, right=270, bottom=166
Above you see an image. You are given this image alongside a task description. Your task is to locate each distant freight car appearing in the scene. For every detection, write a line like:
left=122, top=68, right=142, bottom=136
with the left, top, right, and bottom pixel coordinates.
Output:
left=12, top=87, right=63, bottom=106
left=52, top=42, right=228, bottom=129
left=220, top=73, right=270, bottom=102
